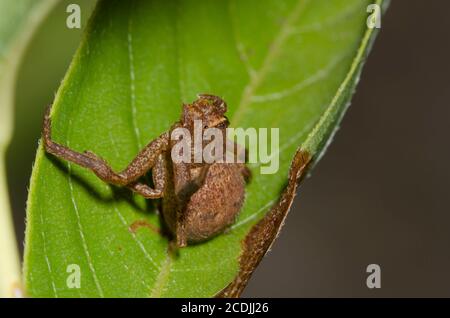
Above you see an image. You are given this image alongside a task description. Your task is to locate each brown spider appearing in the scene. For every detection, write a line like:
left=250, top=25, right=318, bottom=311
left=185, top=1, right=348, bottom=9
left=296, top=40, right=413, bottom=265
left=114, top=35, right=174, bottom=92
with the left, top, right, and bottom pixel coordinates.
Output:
left=43, top=94, right=250, bottom=247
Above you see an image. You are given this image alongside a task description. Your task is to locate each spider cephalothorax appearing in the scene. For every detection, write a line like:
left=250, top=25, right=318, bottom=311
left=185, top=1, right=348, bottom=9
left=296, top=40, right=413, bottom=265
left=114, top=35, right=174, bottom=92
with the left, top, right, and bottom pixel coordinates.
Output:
left=182, top=94, right=229, bottom=130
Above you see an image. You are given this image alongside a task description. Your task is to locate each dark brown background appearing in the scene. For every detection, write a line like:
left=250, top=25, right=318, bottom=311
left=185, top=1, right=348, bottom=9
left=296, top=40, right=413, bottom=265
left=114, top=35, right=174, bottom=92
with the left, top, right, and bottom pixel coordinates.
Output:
left=7, top=1, right=450, bottom=297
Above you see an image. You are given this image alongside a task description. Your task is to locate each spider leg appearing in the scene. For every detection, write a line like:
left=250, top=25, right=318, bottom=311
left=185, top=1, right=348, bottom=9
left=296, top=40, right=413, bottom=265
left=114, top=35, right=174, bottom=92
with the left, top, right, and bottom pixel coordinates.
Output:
left=239, top=164, right=251, bottom=182
left=126, top=154, right=166, bottom=199
left=43, top=104, right=169, bottom=195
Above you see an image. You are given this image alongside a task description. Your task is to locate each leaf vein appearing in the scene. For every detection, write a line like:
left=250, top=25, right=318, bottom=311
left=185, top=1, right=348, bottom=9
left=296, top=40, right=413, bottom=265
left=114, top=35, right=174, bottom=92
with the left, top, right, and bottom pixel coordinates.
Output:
left=228, top=0, right=256, bottom=79
left=149, top=251, right=172, bottom=297
left=127, top=6, right=142, bottom=149
left=251, top=52, right=348, bottom=103
left=66, top=136, right=104, bottom=297
left=38, top=212, right=58, bottom=297
left=231, top=0, right=311, bottom=125
left=106, top=132, right=161, bottom=276
left=289, top=0, right=365, bottom=34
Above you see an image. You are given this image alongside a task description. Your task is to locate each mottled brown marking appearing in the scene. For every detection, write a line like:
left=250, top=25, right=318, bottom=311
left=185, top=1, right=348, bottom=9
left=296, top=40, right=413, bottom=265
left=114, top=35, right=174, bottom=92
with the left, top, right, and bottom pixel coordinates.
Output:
left=128, top=220, right=160, bottom=235
left=216, top=149, right=311, bottom=298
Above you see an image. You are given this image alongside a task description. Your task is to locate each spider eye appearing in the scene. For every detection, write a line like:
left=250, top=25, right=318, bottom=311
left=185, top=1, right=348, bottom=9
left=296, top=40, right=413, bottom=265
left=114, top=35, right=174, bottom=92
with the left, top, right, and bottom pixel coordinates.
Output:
left=216, top=119, right=229, bottom=129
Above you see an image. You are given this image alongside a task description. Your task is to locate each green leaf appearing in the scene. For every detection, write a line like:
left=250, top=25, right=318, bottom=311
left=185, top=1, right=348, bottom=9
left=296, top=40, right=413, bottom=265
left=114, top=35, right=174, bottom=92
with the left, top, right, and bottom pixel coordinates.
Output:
left=0, top=0, right=58, bottom=297
left=24, top=0, right=386, bottom=297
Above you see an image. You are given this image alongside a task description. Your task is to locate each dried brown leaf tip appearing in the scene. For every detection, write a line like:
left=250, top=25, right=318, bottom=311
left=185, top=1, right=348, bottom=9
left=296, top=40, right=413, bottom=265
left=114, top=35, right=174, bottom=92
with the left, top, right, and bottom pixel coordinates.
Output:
left=217, top=149, right=311, bottom=298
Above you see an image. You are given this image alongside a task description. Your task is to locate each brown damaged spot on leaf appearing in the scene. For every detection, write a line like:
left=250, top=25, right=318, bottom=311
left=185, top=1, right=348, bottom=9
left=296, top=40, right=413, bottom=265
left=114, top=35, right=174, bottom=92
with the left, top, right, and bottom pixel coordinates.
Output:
left=216, top=148, right=311, bottom=298
left=129, top=220, right=160, bottom=235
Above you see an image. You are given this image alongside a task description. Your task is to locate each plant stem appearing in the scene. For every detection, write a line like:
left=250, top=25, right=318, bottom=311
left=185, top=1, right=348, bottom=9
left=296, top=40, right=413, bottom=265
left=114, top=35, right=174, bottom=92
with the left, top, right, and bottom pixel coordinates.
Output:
left=0, top=155, right=21, bottom=297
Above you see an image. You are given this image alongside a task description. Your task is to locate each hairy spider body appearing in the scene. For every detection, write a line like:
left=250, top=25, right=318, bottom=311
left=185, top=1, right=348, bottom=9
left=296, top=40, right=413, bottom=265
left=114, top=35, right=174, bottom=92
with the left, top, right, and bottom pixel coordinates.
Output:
left=43, top=94, right=249, bottom=247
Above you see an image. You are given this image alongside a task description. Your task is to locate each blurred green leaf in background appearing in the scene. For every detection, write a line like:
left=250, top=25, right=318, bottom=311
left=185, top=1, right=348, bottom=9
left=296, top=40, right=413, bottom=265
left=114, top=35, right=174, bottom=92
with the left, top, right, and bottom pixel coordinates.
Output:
left=0, top=0, right=60, bottom=298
